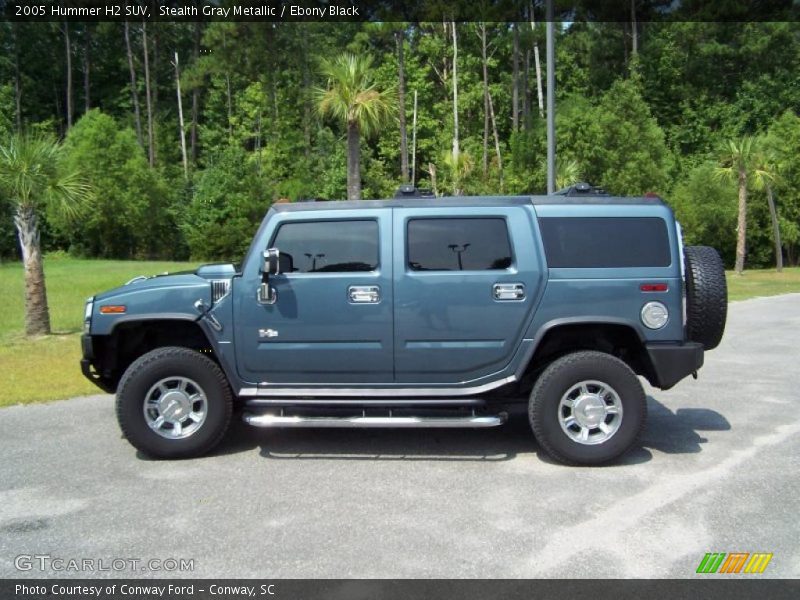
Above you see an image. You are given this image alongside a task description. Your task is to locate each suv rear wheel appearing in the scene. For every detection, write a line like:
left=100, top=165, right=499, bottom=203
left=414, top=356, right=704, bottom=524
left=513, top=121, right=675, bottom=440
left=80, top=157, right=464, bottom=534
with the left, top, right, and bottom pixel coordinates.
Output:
left=529, top=351, right=647, bottom=466
left=116, top=347, right=233, bottom=459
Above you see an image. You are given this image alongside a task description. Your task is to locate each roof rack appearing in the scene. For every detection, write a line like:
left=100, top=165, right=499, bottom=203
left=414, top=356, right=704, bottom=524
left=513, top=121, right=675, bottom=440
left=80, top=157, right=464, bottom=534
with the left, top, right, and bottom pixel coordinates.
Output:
left=554, top=182, right=609, bottom=197
left=395, top=185, right=435, bottom=198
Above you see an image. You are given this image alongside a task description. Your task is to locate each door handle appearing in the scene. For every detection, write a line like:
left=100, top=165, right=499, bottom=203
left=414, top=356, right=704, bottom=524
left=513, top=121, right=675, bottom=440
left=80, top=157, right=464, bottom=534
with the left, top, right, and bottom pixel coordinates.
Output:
left=348, top=285, right=381, bottom=304
left=493, top=283, right=526, bottom=301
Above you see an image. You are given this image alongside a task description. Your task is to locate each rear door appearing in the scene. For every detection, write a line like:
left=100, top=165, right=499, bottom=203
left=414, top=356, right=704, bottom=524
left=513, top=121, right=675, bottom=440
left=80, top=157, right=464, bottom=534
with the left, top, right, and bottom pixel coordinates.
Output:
left=392, top=206, right=543, bottom=384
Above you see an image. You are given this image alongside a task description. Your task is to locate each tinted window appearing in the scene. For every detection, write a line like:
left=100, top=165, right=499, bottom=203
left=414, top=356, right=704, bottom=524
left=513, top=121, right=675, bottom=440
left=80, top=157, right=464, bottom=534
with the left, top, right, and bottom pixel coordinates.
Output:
left=407, top=218, right=512, bottom=271
left=272, top=220, right=378, bottom=273
left=539, top=217, right=671, bottom=268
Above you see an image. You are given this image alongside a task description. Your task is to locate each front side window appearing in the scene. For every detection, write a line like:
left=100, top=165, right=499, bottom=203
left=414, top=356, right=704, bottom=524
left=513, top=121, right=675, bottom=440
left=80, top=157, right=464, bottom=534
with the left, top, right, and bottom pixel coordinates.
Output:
left=407, top=218, right=512, bottom=271
left=272, top=220, right=379, bottom=273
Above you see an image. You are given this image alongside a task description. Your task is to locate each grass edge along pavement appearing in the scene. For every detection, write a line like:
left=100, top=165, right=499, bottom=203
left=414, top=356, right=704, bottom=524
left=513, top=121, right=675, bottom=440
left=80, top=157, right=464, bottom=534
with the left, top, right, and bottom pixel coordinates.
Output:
left=1, top=258, right=799, bottom=407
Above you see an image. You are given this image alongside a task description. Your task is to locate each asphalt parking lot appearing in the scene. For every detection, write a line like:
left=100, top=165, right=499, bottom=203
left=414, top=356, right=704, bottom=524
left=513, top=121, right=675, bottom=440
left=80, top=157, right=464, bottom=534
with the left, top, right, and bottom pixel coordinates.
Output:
left=1, top=294, right=798, bottom=579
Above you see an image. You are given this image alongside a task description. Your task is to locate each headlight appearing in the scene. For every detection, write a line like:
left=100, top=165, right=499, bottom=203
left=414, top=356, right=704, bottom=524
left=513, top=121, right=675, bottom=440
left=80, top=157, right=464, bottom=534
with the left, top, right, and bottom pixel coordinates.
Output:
left=641, top=301, right=669, bottom=330
left=84, top=297, right=94, bottom=333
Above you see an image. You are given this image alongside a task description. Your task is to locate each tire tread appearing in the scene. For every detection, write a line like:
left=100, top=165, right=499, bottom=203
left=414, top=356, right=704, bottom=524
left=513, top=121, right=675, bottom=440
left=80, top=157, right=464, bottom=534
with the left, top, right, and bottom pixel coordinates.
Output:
left=529, top=351, right=647, bottom=466
left=684, top=245, right=727, bottom=350
left=116, top=346, right=233, bottom=459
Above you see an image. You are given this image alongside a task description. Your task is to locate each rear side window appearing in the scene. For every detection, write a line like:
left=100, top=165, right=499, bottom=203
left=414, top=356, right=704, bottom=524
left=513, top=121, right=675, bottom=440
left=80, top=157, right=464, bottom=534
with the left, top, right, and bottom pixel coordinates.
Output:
left=407, top=218, right=512, bottom=271
left=272, top=220, right=378, bottom=273
left=539, top=217, right=671, bottom=268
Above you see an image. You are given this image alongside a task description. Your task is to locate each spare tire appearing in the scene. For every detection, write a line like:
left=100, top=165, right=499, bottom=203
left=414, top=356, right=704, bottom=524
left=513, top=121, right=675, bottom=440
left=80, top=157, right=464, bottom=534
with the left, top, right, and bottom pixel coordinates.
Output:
left=684, top=246, right=728, bottom=350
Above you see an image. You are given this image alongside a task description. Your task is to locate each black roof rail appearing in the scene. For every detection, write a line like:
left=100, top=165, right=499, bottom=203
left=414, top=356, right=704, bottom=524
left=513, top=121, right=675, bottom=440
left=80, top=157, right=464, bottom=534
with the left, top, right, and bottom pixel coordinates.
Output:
left=395, top=185, right=435, bottom=198
left=554, top=182, right=610, bottom=197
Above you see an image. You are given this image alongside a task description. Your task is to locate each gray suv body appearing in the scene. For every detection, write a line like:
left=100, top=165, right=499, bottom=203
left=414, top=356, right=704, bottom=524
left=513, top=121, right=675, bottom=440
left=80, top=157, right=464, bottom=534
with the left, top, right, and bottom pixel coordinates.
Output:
left=80, top=190, right=727, bottom=465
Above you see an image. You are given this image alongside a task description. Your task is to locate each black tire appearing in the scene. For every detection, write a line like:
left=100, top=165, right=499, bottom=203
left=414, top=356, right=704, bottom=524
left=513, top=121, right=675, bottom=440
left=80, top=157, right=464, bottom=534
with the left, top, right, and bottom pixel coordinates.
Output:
left=684, top=245, right=728, bottom=350
left=529, top=351, right=647, bottom=466
left=116, top=347, right=233, bottom=459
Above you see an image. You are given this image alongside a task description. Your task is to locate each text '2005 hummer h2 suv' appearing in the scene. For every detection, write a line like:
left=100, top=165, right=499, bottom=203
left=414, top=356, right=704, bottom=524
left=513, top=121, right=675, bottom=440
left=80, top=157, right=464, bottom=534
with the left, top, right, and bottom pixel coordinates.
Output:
left=80, top=187, right=727, bottom=465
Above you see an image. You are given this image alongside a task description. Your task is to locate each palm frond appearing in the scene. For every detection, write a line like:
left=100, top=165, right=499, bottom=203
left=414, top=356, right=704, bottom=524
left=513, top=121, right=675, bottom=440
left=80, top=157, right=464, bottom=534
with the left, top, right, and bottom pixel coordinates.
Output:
left=315, top=52, right=396, bottom=138
left=0, top=133, right=91, bottom=217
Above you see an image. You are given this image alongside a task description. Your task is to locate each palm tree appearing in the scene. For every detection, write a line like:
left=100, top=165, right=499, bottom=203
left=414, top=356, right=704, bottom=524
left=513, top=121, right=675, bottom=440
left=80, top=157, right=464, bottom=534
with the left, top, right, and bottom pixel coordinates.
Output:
left=715, top=137, right=754, bottom=275
left=556, top=159, right=582, bottom=191
left=750, top=150, right=783, bottom=272
left=0, top=135, right=90, bottom=335
left=316, top=53, right=396, bottom=200
left=442, top=148, right=474, bottom=196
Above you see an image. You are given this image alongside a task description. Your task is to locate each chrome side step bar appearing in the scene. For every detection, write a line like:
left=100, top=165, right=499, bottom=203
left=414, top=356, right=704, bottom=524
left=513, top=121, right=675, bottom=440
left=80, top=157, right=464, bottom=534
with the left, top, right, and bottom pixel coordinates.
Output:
left=243, top=412, right=507, bottom=429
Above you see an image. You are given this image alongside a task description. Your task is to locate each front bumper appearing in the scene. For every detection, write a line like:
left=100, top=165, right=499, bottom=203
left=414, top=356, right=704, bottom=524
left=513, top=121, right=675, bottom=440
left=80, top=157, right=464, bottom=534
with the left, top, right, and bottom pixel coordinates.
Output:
left=80, top=334, right=115, bottom=393
left=645, top=342, right=704, bottom=390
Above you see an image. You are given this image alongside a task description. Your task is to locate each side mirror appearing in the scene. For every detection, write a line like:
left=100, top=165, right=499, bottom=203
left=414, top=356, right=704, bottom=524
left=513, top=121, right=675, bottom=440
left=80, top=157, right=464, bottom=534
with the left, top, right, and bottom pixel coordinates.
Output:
left=263, top=248, right=293, bottom=276
left=263, top=248, right=281, bottom=276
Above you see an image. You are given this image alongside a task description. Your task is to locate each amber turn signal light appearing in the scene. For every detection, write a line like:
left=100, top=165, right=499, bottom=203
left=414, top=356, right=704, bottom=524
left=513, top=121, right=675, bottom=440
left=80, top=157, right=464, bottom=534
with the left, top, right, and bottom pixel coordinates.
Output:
left=99, top=305, right=126, bottom=314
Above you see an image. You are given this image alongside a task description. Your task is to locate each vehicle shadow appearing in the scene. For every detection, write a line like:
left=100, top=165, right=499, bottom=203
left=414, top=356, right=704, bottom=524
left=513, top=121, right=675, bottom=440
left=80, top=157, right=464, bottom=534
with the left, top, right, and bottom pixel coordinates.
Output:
left=211, top=397, right=730, bottom=465
left=640, top=395, right=731, bottom=455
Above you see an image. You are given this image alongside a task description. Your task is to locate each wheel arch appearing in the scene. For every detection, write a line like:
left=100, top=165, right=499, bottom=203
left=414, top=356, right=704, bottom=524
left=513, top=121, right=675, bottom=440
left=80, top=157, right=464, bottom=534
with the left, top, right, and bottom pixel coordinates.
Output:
left=518, top=318, right=658, bottom=392
left=90, top=317, right=232, bottom=393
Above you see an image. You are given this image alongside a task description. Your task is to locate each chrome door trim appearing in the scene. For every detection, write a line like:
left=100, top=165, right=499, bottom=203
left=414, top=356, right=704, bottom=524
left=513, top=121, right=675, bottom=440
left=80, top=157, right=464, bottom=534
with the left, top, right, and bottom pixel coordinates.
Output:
left=348, top=285, right=381, bottom=304
left=493, top=282, right=526, bottom=301
left=238, top=375, right=516, bottom=397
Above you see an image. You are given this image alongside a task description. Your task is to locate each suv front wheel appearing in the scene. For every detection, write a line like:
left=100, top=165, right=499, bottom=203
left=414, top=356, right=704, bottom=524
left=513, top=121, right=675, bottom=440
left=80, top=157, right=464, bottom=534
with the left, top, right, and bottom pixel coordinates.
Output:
left=529, top=351, right=647, bottom=466
left=116, top=347, right=233, bottom=459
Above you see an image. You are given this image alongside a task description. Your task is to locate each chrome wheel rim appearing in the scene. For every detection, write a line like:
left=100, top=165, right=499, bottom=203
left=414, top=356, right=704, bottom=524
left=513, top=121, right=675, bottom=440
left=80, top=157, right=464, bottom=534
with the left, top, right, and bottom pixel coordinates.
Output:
left=143, top=376, right=207, bottom=440
left=558, top=380, right=623, bottom=445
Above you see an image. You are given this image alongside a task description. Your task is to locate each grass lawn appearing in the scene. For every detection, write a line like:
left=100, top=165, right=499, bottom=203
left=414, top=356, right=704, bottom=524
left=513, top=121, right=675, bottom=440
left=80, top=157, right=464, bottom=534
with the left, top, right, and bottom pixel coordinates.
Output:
left=725, top=267, right=800, bottom=301
left=0, top=258, right=798, bottom=407
left=0, top=257, right=198, bottom=407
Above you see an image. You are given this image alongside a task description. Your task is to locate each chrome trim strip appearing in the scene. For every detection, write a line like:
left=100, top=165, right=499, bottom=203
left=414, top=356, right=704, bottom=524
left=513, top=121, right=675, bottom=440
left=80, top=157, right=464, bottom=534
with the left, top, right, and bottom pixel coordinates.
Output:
left=244, top=398, right=487, bottom=407
left=238, top=375, right=516, bottom=398
left=243, top=412, right=507, bottom=429
left=210, top=279, right=231, bottom=304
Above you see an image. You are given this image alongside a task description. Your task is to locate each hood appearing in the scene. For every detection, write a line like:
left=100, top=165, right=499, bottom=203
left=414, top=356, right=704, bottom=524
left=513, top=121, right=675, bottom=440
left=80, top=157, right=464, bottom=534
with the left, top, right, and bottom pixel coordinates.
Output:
left=93, top=263, right=236, bottom=302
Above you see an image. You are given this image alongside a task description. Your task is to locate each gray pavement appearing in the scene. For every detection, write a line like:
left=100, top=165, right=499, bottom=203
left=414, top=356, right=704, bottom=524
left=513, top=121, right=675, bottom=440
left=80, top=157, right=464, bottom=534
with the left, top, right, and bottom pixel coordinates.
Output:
left=1, top=294, right=798, bottom=579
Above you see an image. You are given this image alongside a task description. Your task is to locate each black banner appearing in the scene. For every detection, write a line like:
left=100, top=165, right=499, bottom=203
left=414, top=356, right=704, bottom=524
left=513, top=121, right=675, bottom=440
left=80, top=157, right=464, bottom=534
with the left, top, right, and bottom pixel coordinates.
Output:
left=0, top=0, right=798, bottom=23
left=3, top=579, right=800, bottom=600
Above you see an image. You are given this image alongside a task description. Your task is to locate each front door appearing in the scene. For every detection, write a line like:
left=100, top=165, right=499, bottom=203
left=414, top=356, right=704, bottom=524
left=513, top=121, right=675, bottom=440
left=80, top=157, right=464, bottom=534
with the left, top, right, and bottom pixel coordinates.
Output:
left=235, top=209, right=393, bottom=385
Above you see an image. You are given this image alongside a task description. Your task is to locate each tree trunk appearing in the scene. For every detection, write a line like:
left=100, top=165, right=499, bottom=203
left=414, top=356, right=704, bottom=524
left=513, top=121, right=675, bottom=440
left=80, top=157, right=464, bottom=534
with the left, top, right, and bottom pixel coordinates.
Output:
left=396, top=30, right=409, bottom=183
left=64, top=21, right=73, bottom=129
left=734, top=167, right=747, bottom=275
left=190, top=21, right=201, bottom=164
left=631, top=0, right=638, bottom=56
left=14, top=206, right=51, bottom=336
left=124, top=20, right=144, bottom=149
left=451, top=21, right=460, bottom=164
left=766, top=184, right=783, bottom=272
left=512, top=23, right=519, bottom=132
left=83, top=24, right=91, bottom=112
left=488, top=90, right=504, bottom=190
left=531, top=10, right=545, bottom=119
left=174, top=52, right=189, bottom=181
left=223, top=33, right=232, bottom=137
left=480, top=23, right=489, bottom=178
left=142, top=21, right=155, bottom=167
left=411, top=89, right=418, bottom=186
left=523, top=48, right=531, bottom=128
left=52, top=79, right=63, bottom=137
left=428, top=162, right=438, bottom=197
left=13, top=23, right=22, bottom=132
left=346, top=120, right=361, bottom=200
left=302, top=46, right=312, bottom=162
left=152, top=25, right=159, bottom=123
